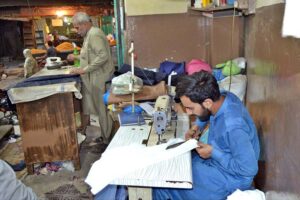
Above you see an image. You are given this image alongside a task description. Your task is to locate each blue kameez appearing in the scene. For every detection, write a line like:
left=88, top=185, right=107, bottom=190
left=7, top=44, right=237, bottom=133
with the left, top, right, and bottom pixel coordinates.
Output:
left=153, top=92, right=260, bottom=200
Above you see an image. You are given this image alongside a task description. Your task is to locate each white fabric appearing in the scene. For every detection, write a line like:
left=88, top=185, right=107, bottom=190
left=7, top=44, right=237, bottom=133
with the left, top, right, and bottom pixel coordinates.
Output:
left=85, top=138, right=198, bottom=194
left=218, top=75, right=247, bottom=102
left=8, top=82, right=81, bottom=104
left=8, top=67, right=82, bottom=104
left=227, top=189, right=266, bottom=200
left=233, top=57, right=246, bottom=69
left=282, top=0, right=300, bottom=38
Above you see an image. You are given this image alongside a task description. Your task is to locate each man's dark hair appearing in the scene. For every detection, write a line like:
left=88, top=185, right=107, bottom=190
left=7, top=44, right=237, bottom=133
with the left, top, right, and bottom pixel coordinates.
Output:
left=176, top=71, right=221, bottom=104
left=47, top=41, right=53, bottom=47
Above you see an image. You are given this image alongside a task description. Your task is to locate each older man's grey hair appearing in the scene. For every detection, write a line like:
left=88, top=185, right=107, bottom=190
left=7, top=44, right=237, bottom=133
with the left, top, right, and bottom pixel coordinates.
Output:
left=72, top=12, right=91, bottom=24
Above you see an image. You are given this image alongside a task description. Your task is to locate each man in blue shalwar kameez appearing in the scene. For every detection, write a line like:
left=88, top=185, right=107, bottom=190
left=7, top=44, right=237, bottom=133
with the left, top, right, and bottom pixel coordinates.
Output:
left=153, top=71, right=260, bottom=200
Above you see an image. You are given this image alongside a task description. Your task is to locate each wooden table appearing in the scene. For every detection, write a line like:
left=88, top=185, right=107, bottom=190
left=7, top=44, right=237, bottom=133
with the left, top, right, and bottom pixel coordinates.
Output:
left=17, top=93, right=81, bottom=174
left=10, top=68, right=82, bottom=174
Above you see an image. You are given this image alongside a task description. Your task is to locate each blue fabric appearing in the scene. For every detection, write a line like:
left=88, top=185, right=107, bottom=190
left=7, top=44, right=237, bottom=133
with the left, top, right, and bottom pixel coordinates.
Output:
left=213, top=69, right=225, bottom=81
left=199, top=129, right=209, bottom=144
left=227, top=0, right=235, bottom=5
left=159, top=61, right=185, bottom=75
left=11, top=74, right=81, bottom=89
left=47, top=46, right=57, bottom=57
left=103, top=91, right=110, bottom=105
left=123, top=105, right=143, bottom=114
left=94, top=185, right=127, bottom=200
left=195, top=117, right=209, bottom=130
left=195, top=118, right=210, bottom=144
left=116, top=64, right=166, bottom=86
left=153, top=92, right=260, bottom=200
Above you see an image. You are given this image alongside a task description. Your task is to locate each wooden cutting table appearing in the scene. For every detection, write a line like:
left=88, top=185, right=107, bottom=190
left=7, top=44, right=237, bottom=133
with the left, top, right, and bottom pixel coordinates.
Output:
left=8, top=67, right=83, bottom=174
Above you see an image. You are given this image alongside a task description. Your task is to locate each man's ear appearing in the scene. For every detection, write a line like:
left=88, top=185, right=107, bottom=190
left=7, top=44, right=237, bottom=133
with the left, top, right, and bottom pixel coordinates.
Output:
left=203, top=99, right=213, bottom=110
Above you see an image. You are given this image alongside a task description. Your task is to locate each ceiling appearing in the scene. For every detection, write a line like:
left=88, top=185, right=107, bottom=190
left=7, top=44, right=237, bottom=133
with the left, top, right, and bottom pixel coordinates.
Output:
left=0, top=0, right=113, bottom=7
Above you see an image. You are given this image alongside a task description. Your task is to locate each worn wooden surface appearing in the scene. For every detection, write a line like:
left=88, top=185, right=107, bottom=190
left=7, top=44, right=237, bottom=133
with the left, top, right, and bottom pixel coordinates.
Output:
left=246, top=3, right=300, bottom=194
left=17, top=93, right=80, bottom=174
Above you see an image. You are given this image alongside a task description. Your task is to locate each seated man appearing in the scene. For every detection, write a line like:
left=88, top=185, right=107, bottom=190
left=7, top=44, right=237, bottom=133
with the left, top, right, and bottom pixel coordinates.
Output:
left=36, top=41, right=57, bottom=62
left=153, top=71, right=260, bottom=200
left=45, top=40, right=57, bottom=57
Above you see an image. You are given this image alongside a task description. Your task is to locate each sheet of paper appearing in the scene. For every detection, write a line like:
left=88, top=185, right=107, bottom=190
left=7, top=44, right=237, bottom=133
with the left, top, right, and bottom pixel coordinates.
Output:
left=139, top=102, right=155, bottom=115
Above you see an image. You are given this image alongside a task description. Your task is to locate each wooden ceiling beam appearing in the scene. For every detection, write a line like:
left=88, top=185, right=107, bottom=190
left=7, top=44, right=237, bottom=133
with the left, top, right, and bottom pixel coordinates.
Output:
left=19, top=6, right=113, bottom=17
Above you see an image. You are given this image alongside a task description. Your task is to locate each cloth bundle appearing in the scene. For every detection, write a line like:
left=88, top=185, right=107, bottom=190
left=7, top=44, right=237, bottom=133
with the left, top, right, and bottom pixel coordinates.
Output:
left=111, top=72, right=143, bottom=95
left=107, top=81, right=167, bottom=104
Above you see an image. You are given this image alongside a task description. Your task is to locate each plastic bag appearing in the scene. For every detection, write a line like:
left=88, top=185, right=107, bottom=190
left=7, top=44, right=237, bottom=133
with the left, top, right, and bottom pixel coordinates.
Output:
left=111, top=72, right=143, bottom=95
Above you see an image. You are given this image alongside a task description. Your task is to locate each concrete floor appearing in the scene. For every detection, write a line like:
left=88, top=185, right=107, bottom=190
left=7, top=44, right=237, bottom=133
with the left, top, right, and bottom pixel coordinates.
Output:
left=22, top=125, right=106, bottom=200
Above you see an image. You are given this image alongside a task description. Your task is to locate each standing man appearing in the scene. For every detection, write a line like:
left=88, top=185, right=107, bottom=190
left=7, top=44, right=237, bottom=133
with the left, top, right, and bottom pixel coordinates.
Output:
left=153, top=71, right=260, bottom=200
left=68, top=12, right=114, bottom=144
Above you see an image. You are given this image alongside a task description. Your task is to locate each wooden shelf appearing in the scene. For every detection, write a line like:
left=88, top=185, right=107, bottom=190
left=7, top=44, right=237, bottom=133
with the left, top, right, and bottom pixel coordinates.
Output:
left=189, top=5, right=234, bottom=12
left=188, top=5, right=243, bottom=18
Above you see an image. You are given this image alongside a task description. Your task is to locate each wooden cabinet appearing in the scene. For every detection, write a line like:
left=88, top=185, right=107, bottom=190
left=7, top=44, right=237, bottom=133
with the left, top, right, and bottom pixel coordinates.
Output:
left=17, top=93, right=80, bottom=174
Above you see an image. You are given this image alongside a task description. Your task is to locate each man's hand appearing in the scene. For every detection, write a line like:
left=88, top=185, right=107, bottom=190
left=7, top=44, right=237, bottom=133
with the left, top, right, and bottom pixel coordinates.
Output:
left=195, top=142, right=212, bottom=159
left=70, top=68, right=85, bottom=75
left=67, top=54, right=75, bottom=62
left=185, top=127, right=199, bottom=140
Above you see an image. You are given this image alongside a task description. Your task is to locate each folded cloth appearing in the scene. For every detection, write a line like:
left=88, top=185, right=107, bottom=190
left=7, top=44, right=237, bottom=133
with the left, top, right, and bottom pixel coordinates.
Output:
left=115, top=64, right=166, bottom=86
left=11, top=74, right=81, bottom=89
left=159, top=60, right=185, bottom=75
left=107, top=81, right=167, bottom=104
left=111, top=72, right=143, bottom=95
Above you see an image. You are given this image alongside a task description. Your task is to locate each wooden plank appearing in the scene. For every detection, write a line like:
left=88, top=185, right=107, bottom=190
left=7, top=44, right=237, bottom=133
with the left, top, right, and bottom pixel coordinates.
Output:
left=16, top=93, right=80, bottom=173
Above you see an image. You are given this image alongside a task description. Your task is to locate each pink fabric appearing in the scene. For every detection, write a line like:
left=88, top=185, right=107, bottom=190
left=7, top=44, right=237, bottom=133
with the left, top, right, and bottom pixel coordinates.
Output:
left=186, top=59, right=212, bottom=75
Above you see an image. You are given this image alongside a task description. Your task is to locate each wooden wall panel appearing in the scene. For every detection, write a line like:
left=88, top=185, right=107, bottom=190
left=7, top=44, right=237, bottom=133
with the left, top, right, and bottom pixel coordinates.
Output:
left=125, top=13, right=244, bottom=68
left=245, top=3, right=300, bottom=196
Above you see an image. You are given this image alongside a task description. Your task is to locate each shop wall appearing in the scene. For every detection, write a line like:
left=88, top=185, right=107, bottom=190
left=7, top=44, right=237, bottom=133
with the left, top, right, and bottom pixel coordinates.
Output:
left=245, top=3, right=300, bottom=197
left=125, top=13, right=244, bottom=68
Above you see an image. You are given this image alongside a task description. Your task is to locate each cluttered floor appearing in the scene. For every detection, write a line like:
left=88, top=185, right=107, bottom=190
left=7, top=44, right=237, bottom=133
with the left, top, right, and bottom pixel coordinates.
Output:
left=0, top=121, right=107, bottom=200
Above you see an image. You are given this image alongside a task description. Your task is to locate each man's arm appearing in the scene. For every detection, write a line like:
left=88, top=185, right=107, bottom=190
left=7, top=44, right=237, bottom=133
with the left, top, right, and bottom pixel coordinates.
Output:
left=0, top=160, right=38, bottom=200
left=211, top=128, right=259, bottom=177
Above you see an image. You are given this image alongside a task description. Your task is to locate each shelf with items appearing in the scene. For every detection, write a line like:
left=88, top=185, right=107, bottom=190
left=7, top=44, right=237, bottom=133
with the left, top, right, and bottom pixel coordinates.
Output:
left=190, top=0, right=255, bottom=15
left=35, top=30, right=45, bottom=49
left=188, top=4, right=242, bottom=18
left=189, top=4, right=234, bottom=12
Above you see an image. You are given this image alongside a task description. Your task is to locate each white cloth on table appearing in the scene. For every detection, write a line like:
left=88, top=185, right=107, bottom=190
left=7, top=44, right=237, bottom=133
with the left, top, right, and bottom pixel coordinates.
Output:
left=85, top=138, right=198, bottom=194
left=227, top=189, right=265, bottom=200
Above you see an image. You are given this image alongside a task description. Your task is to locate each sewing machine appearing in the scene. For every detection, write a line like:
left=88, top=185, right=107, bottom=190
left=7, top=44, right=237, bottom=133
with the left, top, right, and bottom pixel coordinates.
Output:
left=106, top=94, right=191, bottom=200
left=153, top=95, right=172, bottom=144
